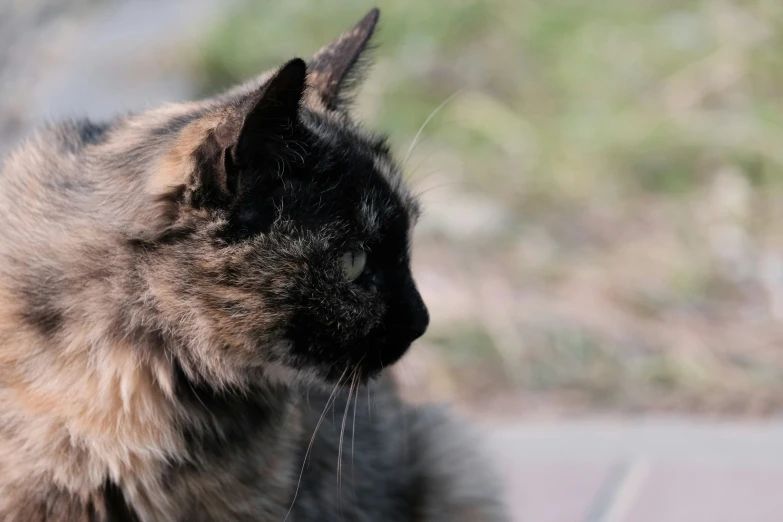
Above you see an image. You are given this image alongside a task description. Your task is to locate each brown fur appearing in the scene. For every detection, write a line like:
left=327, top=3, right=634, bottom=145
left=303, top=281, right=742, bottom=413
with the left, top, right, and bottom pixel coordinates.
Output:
left=0, top=9, right=507, bottom=521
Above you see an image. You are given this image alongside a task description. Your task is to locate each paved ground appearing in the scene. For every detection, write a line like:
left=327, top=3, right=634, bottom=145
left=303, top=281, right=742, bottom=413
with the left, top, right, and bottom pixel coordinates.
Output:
left=485, top=419, right=783, bottom=522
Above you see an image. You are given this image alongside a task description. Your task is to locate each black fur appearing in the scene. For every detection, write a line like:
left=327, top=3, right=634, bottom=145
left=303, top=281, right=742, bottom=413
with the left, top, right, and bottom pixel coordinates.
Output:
left=0, top=10, right=505, bottom=522
left=159, top=61, right=430, bottom=383
left=101, top=480, right=140, bottom=522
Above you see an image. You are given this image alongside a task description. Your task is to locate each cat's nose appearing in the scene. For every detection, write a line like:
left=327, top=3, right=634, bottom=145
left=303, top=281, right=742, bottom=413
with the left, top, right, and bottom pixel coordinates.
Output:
left=406, top=287, right=429, bottom=341
left=409, top=308, right=429, bottom=341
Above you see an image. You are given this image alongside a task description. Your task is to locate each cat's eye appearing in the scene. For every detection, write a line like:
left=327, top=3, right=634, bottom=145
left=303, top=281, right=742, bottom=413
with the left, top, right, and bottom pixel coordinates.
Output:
left=342, top=251, right=367, bottom=281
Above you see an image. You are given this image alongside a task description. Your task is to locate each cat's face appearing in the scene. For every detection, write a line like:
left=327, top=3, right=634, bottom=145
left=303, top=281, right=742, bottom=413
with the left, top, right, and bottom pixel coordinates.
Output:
left=146, top=10, right=428, bottom=387
left=225, top=109, right=428, bottom=383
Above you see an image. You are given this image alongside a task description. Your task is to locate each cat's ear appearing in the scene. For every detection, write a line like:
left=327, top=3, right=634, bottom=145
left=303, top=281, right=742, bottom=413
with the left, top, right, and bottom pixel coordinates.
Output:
left=144, top=60, right=305, bottom=232
left=217, top=58, right=307, bottom=169
left=307, top=8, right=379, bottom=111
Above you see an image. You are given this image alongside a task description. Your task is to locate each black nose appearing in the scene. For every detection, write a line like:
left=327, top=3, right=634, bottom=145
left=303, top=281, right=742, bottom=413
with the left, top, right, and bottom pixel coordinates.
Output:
left=407, top=287, right=429, bottom=341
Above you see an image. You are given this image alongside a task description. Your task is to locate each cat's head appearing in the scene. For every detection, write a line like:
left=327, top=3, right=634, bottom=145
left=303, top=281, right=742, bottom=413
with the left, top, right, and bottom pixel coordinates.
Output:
left=143, top=9, right=428, bottom=388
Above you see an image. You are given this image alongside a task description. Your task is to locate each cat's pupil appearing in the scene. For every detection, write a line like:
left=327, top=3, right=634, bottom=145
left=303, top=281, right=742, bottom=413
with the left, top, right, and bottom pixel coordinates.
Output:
left=342, top=250, right=367, bottom=281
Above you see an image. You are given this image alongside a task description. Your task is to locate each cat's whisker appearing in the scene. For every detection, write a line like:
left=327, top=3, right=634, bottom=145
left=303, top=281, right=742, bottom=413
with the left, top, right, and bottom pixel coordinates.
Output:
left=403, top=144, right=440, bottom=185
left=312, top=369, right=348, bottom=468
left=413, top=179, right=463, bottom=200
left=337, top=376, right=350, bottom=487
left=348, top=367, right=366, bottom=506
left=285, top=366, right=349, bottom=522
left=401, top=89, right=464, bottom=173
left=337, top=369, right=358, bottom=511
left=351, top=357, right=366, bottom=476
left=403, top=115, right=470, bottom=184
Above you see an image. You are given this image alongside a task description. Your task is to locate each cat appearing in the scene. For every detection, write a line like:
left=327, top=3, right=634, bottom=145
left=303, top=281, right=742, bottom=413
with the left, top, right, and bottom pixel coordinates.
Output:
left=0, top=8, right=507, bottom=521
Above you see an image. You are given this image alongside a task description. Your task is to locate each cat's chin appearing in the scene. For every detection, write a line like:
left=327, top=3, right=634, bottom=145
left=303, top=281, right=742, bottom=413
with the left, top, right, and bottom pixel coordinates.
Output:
left=323, top=339, right=414, bottom=384
left=271, top=341, right=413, bottom=389
left=258, top=329, right=419, bottom=390
left=308, top=366, right=382, bottom=391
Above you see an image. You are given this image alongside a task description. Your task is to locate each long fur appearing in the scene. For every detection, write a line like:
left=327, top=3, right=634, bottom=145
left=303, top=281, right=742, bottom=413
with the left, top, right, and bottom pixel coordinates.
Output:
left=0, top=9, right=507, bottom=521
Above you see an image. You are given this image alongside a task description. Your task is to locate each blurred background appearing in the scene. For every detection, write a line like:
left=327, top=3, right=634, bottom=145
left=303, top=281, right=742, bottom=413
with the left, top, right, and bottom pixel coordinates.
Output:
left=4, top=0, right=783, bottom=520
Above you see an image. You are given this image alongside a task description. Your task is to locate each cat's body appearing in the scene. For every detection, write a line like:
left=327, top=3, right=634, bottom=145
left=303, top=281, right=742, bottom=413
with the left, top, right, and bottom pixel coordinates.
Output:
left=0, top=10, right=506, bottom=521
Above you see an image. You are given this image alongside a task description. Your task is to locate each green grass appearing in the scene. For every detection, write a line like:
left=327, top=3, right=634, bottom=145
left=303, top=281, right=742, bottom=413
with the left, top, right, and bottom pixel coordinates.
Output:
left=194, top=0, right=783, bottom=198
left=192, top=0, right=783, bottom=415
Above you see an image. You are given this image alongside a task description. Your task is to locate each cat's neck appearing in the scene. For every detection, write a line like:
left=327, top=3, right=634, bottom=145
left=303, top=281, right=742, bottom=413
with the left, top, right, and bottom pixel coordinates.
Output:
left=0, top=324, right=300, bottom=520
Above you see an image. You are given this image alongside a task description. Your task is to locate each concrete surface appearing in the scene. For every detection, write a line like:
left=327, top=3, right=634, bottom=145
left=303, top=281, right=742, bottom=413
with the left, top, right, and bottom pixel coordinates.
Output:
left=486, top=419, right=783, bottom=522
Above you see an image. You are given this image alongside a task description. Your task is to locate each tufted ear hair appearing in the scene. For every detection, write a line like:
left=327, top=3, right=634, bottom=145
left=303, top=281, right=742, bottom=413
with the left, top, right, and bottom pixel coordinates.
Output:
left=140, top=59, right=307, bottom=241
left=216, top=58, right=307, bottom=168
left=307, top=8, right=379, bottom=111
left=172, top=58, right=306, bottom=211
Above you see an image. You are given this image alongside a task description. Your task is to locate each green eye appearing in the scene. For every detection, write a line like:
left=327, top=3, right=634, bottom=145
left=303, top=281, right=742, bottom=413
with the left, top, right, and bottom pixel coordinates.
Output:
left=341, top=251, right=367, bottom=281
